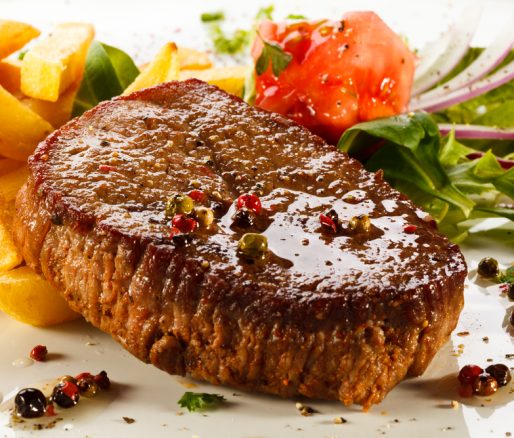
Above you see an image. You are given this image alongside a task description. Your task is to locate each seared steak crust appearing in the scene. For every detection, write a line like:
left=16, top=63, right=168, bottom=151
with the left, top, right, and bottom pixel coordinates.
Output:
left=14, top=80, right=466, bottom=408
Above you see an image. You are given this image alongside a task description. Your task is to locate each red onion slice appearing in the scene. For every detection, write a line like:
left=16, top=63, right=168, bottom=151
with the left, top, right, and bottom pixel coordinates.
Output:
left=411, top=19, right=514, bottom=107
left=414, top=59, right=514, bottom=112
left=411, top=3, right=482, bottom=96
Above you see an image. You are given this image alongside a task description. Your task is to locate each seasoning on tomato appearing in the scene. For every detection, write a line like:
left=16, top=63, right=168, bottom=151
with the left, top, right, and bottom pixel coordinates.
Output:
left=251, top=12, right=416, bottom=144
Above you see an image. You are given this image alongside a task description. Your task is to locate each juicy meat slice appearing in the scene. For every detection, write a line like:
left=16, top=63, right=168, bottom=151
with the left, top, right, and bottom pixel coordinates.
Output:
left=13, top=79, right=466, bottom=408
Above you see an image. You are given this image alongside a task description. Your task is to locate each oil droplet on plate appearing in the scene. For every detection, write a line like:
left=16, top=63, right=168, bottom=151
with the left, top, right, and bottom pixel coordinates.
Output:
left=12, top=357, right=33, bottom=368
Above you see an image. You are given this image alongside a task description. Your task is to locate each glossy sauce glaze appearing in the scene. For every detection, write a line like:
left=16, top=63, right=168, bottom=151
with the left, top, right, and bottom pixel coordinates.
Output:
left=29, top=79, right=466, bottom=326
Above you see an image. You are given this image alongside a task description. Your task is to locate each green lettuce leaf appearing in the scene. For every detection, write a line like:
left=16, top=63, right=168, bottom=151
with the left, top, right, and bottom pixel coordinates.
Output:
left=338, top=111, right=514, bottom=239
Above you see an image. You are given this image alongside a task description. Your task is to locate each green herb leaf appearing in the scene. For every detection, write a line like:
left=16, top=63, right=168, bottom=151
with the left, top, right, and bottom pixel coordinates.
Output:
left=201, top=11, right=225, bottom=22
left=209, top=25, right=250, bottom=55
left=18, top=50, right=27, bottom=60
left=255, top=39, right=292, bottom=77
left=286, top=14, right=307, bottom=20
left=255, top=5, right=275, bottom=20
left=178, top=392, right=226, bottom=412
left=72, top=41, right=139, bottom=117
left=243, top=64, right=256, bottom=105
left=339, top=112, right=474, bottom=217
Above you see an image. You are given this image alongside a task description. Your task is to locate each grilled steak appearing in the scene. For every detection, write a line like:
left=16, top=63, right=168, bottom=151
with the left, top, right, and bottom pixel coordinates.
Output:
left=13, top=79, right=466, bottom=408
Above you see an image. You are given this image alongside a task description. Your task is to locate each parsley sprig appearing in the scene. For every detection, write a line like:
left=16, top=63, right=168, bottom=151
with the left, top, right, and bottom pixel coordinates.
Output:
left=255, top=35, right=292, bottom=77
left=178, top=392, right=226, bottom=412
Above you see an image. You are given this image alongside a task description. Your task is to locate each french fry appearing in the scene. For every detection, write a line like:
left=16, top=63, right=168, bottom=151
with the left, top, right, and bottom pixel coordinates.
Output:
left=21, top=23, right=94, bottom=102
left=124, top=42, right=179, bottom=94
left=17, top=86, right=77, bottom=128
left=179, top=65, right=249, bottom=97
left=0, top=266, right=80, bottom=327
left=0, top=20, right=40, bottom=59
left=0, top=85, right=53, bottom=161
left=177, top=47, right=212, bottom=70
left=0, top=166, right=29, bottom=202
left=0, top=159, right=23, bottom=176
left=0, top=58, right=22, bottom=94
left=0, top=220, right=22, bottom=272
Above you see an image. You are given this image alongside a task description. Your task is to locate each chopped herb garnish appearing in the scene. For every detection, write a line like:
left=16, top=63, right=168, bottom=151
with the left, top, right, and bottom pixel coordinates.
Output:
left=200, top=11, right=225, bottom=22
left=255, top=5, right=275, bottom=20
left=255, top=37, right=292, bottom=77
left=286, top=14, right=307, bottom=20
left=210, top=26, right=250, bottom=55
left=500, top=266, right=514, bottom=284
left=178, top=392, right=226, bottom=412
left=18, top=50, right=27, bottom=60
left=201, top=5, right=274, bottom=56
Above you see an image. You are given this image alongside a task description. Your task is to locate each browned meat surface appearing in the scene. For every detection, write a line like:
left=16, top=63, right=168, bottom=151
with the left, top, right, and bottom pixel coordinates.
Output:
left=13, top=79, right=466, bottom=409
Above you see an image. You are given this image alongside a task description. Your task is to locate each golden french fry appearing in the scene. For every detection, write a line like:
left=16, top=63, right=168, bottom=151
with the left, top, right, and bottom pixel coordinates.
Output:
left=17, top=86, right=77, bottom=128
left=0, top=20, right=40, bottom=59
left=21, top=23, right=94, bottom=102
left=124, top=42, right=179, bottom=94
left=0, top=166, right=29, bottom=202
left=177, top=47, right=212, bottom=70
left=0, top=159, right=23, bottom=176
left=179, top=65, right=249, bottom=97
left=0, top=266, right=80, bottom=327
left=0, top=220, right=22, bottom=272
left=0, top=58, right=22, bottom=94
left=0, top=85, right=53, bottom=161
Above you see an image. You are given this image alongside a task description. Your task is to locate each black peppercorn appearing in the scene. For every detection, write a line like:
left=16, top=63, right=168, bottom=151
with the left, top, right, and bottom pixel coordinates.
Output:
left=14, top=388, right=47, bottom=419
left=485, top=364, right=511, bottom=387
left=52, top=381, right=80, bottom=408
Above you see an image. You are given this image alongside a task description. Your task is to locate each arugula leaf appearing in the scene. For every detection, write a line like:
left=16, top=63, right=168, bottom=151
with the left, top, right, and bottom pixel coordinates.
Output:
left=72, top=41, right=139, bottom=117
left=338, top=111, right=514, bottom=239
left=201, top=11, right=225, bottom=22
left=178, top=392, right=226, bottom=412
left=255, top=39, right=292, bottom=77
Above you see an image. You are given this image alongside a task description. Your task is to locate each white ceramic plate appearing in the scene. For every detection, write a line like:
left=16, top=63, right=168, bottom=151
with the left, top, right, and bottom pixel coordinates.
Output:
left=1, top=1, right=513, bottom=436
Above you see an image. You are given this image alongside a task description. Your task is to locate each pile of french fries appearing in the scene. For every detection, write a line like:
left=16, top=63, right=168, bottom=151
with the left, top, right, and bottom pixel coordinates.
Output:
left=0, top=19, right=248, bottom=326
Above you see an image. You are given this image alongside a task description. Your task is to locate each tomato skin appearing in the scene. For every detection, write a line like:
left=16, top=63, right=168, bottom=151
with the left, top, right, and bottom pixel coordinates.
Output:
left=252, top=12, right=416, bottom=144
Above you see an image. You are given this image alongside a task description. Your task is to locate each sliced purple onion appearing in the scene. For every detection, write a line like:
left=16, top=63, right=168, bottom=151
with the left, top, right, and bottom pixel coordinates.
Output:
left=466, top=152, right=514, bottom=169
left=438, top=123, right=514, bottom=140
left=415, top=59, right=514, bottom=112
left=411, top=20, right=514, bottom=105
left=411, top=3, right=482, bottom=96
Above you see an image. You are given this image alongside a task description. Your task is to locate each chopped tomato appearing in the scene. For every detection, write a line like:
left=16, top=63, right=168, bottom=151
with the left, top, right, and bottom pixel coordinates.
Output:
left=251, top=12, right=416, bottom=144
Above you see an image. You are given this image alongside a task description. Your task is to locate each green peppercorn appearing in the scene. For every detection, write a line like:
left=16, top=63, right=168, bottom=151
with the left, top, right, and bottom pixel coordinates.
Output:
left=194, top=206, right=215, bottom=227
left=165, top=193, right=194, bottom=217
left=58, top=375, right=77, bottom=385
left=238, top=233, right=268, bottom=259
left=477, top=257, right=500, bottom=279
left=349, top=214, right=371, bottom=233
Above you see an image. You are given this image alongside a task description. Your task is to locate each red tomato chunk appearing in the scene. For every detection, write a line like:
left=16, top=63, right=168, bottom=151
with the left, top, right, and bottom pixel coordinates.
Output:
left=252, top=11, right=416, bottom=144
